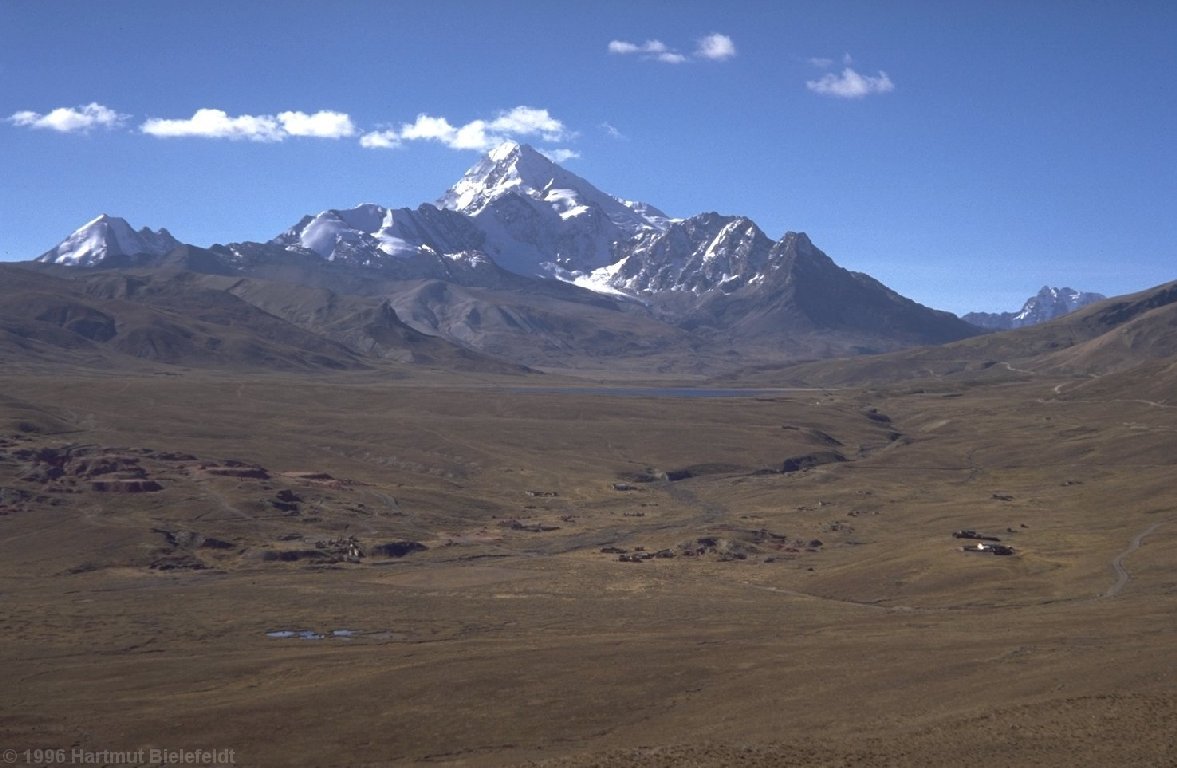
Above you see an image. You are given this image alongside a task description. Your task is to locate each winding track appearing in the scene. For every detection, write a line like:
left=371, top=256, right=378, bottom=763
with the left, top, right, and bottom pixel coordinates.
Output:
left=1103, top=521, right=1164, bottom=598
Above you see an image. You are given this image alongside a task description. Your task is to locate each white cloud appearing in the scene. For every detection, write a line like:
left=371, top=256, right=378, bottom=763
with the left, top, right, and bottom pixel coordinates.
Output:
left=278, top=110, right=355, bottom=138
left=365, top=106, right=572, bottom=152
left=141, top=109, right=284, bottom=141
left=141, top=108, right=358, bottom=141
left=452, top=120, right=493, bottom=150
left=696, top=33, right=736, bottom=61
left=806, top=68, right=895, bottom=98
left=399, top=114, right=458, bottom=142
left=608, top=39, right=669, bottom=55
left=359, top=129, right=400, bottom=149
left=488, top=106, right=568, bottom=142
left=609, top=34, right=734, bottom=64
left=123, top=103, right=572, bottom=154
left=539, top=148, right=580, bottom=163
left=607, top=38, right=685, bottom=63
left=8, top=102, right=128, bottom=133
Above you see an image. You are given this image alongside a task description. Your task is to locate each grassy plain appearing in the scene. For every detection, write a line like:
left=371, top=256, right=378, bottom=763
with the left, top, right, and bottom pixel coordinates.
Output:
left=0, top=366, right=1174, bottom=766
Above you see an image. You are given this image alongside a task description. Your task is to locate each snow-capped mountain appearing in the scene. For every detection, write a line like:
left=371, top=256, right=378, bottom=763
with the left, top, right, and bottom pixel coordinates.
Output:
left=28, top=142, right=982, bottom=363
left=37, top=214, right=180, bottom=266
left=438, top=140, right=671, bottom=276
left=269, top=203, right=486, bottom=268
left=611, top=223, right=978, bottom=347
left=963, top=286, right=1107, bottom=329
left=578, top=213, right=776, bottom=297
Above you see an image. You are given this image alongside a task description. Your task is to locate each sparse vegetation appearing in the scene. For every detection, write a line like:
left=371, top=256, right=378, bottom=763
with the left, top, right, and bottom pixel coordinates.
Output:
left=1, top=274, right=1176, bottom=767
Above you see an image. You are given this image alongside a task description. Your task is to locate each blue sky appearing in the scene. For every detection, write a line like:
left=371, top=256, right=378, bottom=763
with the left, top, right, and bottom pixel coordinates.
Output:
left=2, top=0, right=1175, bottom=314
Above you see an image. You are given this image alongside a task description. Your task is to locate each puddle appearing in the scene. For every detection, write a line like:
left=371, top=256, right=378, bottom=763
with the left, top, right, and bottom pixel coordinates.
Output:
left=266, top=629, right=324, bottom=640
left=266, top=628, right=360, bottom=640
left=265, top=627, right=409, bottom=641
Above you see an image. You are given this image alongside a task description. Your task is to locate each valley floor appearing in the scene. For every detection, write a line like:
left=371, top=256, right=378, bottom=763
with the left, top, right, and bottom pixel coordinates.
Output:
left=0, top=368, right=1174, bottom=766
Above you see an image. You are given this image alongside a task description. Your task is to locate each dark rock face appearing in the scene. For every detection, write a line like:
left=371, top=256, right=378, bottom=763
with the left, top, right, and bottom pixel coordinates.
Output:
left=202, top=464, right=270, bottom=480
left=89, top=479, right=163, bottom=493
left=14, top=445, right=166, bottom=491
left=262, top=550, right=329, bottom=563
left=370, top=541, right=427, bottom=558
left=34, top=304, right=118, bottom=341
left=779, top=452, right=847, bottom=474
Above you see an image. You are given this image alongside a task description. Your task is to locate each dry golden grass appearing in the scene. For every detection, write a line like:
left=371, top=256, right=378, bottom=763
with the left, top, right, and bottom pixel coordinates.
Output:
left=0, top=366, right=1174, bottom=766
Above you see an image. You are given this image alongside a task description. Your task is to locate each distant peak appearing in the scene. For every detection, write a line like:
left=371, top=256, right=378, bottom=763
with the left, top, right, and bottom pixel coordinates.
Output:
left=38, top=213, right=180, bottom=266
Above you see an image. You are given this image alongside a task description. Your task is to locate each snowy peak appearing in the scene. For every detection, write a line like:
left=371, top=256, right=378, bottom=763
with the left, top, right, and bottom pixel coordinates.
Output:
left=275, top=204, right=403, bottom=260
left=1015, top=286, right=1106, bottom=323
left=579, top=213, right=800, bottom=296
left=270, top=203, right=487, bottom=268
left=437, top=141, right=671, bottom=276
left=37, top=214, right=181, bottom=266
left=441, top=142, right=571, bottom=213
left=963, top=285, right=1107, bottom=329
left=441, top=141, right=669, bottom=226
left=630, top=214, right=771, bottom=292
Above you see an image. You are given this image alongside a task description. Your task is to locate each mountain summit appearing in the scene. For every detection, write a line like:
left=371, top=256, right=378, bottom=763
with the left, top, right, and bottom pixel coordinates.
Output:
left=37, top=214, right=180, bottom=267
left=438, top=142, right=671, bottom=276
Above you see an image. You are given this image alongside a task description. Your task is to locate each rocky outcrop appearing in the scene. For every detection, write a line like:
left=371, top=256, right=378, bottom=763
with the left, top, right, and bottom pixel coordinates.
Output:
left=370, top=541, right=427, bottom=558
left=778, top=451, right=847, bottom=474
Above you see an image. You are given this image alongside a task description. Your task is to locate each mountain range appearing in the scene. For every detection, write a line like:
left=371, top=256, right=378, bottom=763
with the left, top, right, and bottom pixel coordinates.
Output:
left=12, top=142, right=1134, bottom=375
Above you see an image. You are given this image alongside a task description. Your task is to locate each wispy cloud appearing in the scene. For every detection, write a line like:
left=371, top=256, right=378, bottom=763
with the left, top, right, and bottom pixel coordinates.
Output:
left=608, top=33, right=735, bottom=64
left=7, top=102, right=128, bottom=133
left=608, top=39, right=686, bottom=64
left=607, top=39, right=669, bottom=55
left=601, top=122, right=627, bottom=141
left=540, top=148, right=580, bottom=163
left=360, top=106, right=572, bottom=152
left=359, top=129, right=400, bottom=149
left=696, top=33, right=736, bottom=61
left=141, top=109, right=356, bottom=141
left=806, top=67, right=895, bottom=98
